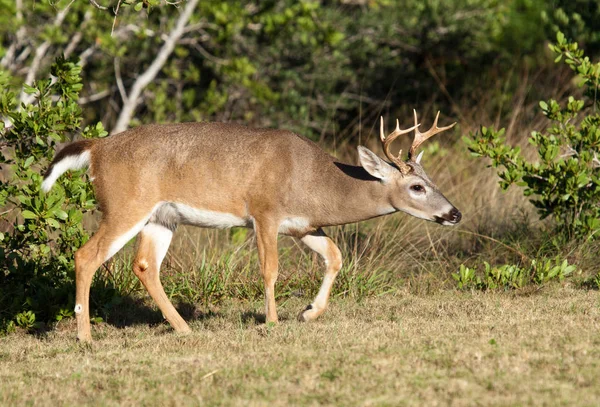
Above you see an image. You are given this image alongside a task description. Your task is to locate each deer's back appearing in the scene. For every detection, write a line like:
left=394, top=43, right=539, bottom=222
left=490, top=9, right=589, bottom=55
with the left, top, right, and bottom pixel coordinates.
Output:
left=89, top=122, right=339, bottom=220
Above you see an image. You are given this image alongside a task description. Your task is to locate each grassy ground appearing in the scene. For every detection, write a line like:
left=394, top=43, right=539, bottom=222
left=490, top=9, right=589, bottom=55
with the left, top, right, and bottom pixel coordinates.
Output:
left=3, top=131, right=600, bottom=406
left=3, top=69, right=600, bottom=405
left=2, top=288, right=600, bottom=406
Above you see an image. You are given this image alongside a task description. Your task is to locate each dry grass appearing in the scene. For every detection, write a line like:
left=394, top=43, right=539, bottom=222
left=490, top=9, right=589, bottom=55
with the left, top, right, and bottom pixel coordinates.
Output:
left=2, top=288, right=600, bottom=406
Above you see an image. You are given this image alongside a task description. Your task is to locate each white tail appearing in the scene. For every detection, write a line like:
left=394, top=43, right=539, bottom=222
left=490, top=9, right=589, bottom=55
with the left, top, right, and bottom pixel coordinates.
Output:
left=42, top=145, right=91, bottom=192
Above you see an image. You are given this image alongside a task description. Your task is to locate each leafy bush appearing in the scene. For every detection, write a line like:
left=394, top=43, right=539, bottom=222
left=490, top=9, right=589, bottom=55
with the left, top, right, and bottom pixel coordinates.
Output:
left=453, top=263, right=527, bottom=290
left=465, top=32, right=600, bottom=240
left=532, top=257, right=576, bottom=284
left=453, top=257, right=576, bottom=291
left=0, top=56, right=107, bottom=333
left=453, top=264, right=480, bottom=290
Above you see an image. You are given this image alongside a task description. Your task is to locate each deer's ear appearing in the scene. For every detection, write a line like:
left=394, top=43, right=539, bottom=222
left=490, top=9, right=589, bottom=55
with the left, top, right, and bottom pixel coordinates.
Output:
left=358, top=146, right=395, bottom=181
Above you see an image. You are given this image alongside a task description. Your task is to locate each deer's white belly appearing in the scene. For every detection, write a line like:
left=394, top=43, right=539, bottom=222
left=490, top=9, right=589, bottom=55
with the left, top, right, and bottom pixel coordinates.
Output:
left=149, top=202, right=311, bottom=236
left=278, top=217, right=311, bottom=234
left=152, top=202, right=250, bottom=229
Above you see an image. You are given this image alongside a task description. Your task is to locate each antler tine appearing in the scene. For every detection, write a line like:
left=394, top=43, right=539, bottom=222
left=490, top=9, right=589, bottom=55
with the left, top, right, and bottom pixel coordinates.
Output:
left=379, top=116, right=418, bottom=174
left=409, top=110, right=456, bottom=159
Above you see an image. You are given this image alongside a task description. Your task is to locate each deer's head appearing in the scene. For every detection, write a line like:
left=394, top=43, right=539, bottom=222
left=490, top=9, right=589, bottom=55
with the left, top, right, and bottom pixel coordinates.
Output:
left=358, top=110, right=461, bottom=225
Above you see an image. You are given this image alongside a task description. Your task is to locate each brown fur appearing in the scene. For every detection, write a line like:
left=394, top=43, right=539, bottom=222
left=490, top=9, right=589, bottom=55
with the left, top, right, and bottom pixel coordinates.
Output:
left=82, top=122, right=391, bottom=229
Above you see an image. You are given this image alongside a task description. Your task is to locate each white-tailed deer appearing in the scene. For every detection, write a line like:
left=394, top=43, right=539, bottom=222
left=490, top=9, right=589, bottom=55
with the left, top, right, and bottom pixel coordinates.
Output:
left=42, top=110, right=461, bottom=342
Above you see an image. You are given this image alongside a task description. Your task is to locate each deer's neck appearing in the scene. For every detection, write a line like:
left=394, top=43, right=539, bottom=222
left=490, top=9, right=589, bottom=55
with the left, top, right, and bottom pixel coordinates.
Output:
left=319, top=162, right=394, bottom=226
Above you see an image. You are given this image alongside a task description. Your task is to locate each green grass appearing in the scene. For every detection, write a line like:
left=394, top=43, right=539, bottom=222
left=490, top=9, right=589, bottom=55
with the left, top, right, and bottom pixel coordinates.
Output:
left=2, top=289, right=600, bottom=406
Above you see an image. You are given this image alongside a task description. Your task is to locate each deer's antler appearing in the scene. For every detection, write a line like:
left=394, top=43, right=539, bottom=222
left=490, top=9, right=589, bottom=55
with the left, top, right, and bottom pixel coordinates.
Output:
left=409, top=110, right=456, bottom=160
left=379, top=116, right=418, bottom=175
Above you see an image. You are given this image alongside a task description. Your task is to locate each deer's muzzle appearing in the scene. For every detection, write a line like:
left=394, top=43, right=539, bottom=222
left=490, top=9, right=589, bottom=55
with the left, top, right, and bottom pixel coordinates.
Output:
left=435, top=208, right=462, bottom=225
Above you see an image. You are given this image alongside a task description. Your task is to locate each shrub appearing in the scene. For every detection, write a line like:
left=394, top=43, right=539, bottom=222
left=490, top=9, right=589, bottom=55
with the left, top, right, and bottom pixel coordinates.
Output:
left=465, top=32, right=600, bottom=240
left=454, top=257, right=575, bottom=291
left=453, top=264, right=480, bottom=290
left=0, top=56, right=107, bottom=333
left=453, top=263, right=527, bottom=291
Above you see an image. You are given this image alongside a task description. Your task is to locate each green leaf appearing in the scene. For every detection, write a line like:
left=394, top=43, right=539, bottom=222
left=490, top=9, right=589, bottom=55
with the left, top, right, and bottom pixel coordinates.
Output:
left=21, top=210, right=37, bottom=219
left=134, top=2, right=144, bottom=11
left=35, top=136, right=46, bottom=146
left=23, top=84, right=37, bottom=95
left=17, top=195, right=30, bottom=205
left=52, top=209, right=69, bottom=220
left=46, top=218, right=60, bottom=228
left=23, top=156, right=35, bottom=168
left=577, top=173, right=590, bottom=187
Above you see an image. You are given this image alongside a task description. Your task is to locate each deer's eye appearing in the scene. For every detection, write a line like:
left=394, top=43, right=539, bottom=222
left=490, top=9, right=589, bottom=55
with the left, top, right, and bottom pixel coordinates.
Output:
left=410, top=184, right=425, bottom=192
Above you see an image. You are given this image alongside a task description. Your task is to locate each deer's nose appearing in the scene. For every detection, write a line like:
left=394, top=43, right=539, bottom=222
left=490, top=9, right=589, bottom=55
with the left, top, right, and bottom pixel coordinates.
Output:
left=449, top=208, right=462, bottom=223
left=435, top=208, right=462, bottom=225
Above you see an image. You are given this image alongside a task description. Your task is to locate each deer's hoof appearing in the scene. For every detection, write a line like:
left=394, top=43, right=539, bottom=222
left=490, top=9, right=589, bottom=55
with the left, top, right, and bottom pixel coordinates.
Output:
left=297, top=304, right=314, bottom=322
left=76, top=333, right=93, bottom=343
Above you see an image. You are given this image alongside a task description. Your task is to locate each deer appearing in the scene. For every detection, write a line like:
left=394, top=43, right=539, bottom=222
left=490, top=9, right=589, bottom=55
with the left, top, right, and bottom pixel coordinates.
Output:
left=42, top=110, right=461, bottom=342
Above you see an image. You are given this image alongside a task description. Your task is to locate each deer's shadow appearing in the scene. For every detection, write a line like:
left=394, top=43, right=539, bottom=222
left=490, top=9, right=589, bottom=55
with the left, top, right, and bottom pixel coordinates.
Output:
left=99, top=296, right=221, bottom=329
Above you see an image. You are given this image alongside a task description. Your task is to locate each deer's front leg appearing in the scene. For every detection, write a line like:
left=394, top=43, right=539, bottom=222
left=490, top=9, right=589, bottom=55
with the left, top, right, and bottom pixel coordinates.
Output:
left=298, top=229, right=342, bottom=322
left=254, top=220, right=279, bottom=323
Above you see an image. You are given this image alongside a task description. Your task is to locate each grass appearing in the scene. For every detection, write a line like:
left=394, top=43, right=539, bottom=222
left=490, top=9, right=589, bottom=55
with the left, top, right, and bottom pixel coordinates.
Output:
left=2, top=288, right=600, bottom=406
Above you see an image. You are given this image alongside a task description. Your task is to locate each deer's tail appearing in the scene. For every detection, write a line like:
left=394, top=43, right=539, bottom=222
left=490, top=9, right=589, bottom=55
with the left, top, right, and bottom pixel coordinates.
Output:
left=42, top=140, right=95, bottom=192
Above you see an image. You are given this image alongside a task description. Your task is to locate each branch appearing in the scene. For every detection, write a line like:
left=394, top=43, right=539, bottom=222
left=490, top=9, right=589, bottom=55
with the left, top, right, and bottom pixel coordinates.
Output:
left=78, top=45, right=97, bottom=68
left=111, top=0, right=200, bottom=134
left=111, top=0, right=123, bottom=36
left=0, top=0, right=26, bottom=69
left=18, top=41, right=52, bottom=104
left=89, top=0, right=109, bottom=10
left=18, top=0, right=76, bottom=105
left=192, top=42, right=227, bottom=65
left=14, top=46, right=31, bottom=65
left=114, top=57, right=129, bottom=104
left=560, top=145, right=578, bottom=159
left=79, top=88, right=112, bottom=105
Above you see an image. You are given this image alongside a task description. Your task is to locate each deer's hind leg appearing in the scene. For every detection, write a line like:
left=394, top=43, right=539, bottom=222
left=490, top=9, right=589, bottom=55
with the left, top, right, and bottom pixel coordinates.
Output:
left=133, top=223, right=190, bottom=333
left=75, top=214, right=152, bottom=342
left=298, top=229, right=342, bottom=322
